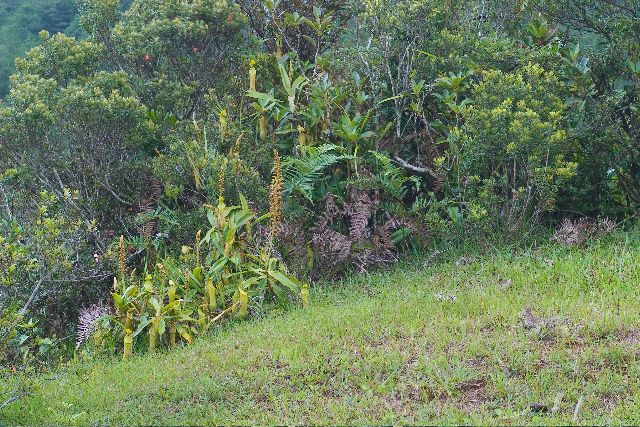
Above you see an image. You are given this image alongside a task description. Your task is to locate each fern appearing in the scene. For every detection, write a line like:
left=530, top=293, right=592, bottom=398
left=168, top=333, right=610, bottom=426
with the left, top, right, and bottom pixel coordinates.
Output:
left=369, top=151, right=421, bottom=200
left=283, top=144, right=353, bottom=202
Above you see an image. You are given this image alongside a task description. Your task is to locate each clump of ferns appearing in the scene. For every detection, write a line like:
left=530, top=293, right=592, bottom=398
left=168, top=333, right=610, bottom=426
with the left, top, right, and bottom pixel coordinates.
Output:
left=310, top=185, right=415, bottom=278
left=551, top=217, right=616, bottom=247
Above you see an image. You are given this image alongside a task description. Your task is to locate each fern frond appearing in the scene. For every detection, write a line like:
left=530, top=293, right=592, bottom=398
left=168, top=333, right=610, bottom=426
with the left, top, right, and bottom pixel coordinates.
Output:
left=283, top=144, right=353, bottom=202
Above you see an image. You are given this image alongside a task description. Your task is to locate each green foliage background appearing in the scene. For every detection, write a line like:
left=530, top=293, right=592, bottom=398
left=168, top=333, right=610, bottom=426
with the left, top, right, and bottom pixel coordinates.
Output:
left=0, top=0, right=79, bottom=98
left=0, top=0, right=135, bottom=98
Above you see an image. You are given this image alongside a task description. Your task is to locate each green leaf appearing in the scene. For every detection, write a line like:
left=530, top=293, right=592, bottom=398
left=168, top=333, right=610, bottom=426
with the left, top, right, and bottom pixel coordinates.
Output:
left=132, top=317, right=150, bottom=338
left=149, top=297, right=161, bottom=313
left=206, top=208, right=217, bottom=228
left=124, top=285, right=138, bottom=297
left=270, top=270, right=301, bottom=292
left=255, top=213, right=272, bottom=223
left=271, top=281, right=286, bottom=301
left=391, top=227, right=412, bottom=245
left=209, top=257, right=228, bottom=274
left=378, top=94, right=405, bottom=105
left=176, top=326, right=193, bottom=344
left=112, top=292, right=124, bottom=310
left=163, top=300, right=182, bottom=313
left=192, top=266, right=203, bottom=282
left=239, top=194, right=250, bottom=212
left=235, top=212, right=255, bottom=228
left=158, top=318, right=166, bottom=336
left=241, top=276, right=262, bottom=289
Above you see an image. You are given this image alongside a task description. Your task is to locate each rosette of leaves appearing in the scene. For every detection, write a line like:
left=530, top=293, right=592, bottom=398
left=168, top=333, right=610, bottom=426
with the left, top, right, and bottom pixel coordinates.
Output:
left=201, top=195, right=302, bottom=314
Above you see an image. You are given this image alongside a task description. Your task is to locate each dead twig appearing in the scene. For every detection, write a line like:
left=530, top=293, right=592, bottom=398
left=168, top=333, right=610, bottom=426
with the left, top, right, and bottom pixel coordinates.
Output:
left=572, top=395, right=584, bottom=422
left=0, top=392, right=25, bottom=411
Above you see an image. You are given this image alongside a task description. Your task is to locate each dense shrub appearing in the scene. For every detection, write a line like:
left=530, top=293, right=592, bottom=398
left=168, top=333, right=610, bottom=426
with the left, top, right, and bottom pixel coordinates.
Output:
left=0, top=191, right=102, bottom=367
left=443, top=64, right=577, bottom=232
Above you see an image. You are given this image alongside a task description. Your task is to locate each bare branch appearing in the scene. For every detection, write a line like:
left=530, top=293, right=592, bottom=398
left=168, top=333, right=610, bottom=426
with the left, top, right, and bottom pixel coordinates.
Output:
left=0, top=393, right=23, bottom=411
left=392, top=155, right=440, bottom=180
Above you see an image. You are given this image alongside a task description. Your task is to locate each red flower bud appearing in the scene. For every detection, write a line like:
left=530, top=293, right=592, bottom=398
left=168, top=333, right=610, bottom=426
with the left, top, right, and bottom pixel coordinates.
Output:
left=144, top=54, right=151, bottom=62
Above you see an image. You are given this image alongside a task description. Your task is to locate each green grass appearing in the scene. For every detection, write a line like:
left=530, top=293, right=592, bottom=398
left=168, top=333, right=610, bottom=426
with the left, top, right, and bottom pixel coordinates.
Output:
left=4, top=232, right=640, bottom=425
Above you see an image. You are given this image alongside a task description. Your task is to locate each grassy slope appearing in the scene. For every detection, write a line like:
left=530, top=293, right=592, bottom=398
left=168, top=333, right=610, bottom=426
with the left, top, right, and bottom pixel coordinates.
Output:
left=4, top=233, right=640, bottom=425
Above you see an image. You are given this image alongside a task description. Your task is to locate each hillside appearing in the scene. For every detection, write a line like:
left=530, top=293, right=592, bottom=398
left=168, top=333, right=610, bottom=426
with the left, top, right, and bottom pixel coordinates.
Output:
left=1, top=1, right=640, bottom=425
left=0, top=0, right=134, bottom=98
left=0, top=0, right=80, bottom=98
left=3, top=233, right=640, bottom=425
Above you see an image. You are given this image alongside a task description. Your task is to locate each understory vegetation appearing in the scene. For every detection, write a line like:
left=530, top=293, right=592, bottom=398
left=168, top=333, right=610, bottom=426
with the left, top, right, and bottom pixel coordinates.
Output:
left=1, top=0, right=640, bottom=422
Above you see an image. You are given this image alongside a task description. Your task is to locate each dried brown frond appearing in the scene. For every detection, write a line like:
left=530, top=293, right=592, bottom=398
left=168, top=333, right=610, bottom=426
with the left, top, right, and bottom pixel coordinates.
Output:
left=76, top=303, right=110, bottom=349
left=275, top=220, right=309, bottom=273
left=312, top=228, right=352, bottom=263
left=348, top=188, right=376, bottom=243
left=354, top=215, right=397, bottom=272
left=551, top=217, right=616, bottom=247
left=316, top=193, right=342, bottom=230
left=598, top=218, right=616, bottom=234
left=311, top=188, right=405, bottom=278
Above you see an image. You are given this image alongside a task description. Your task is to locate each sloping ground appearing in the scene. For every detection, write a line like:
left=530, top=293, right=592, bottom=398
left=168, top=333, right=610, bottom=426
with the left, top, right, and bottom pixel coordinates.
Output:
left=4, top=233, right=640, bottom=425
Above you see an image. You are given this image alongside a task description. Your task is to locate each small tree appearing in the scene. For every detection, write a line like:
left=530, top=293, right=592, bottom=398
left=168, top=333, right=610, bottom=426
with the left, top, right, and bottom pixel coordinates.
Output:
left=446, top=63, right=577, bottom=232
